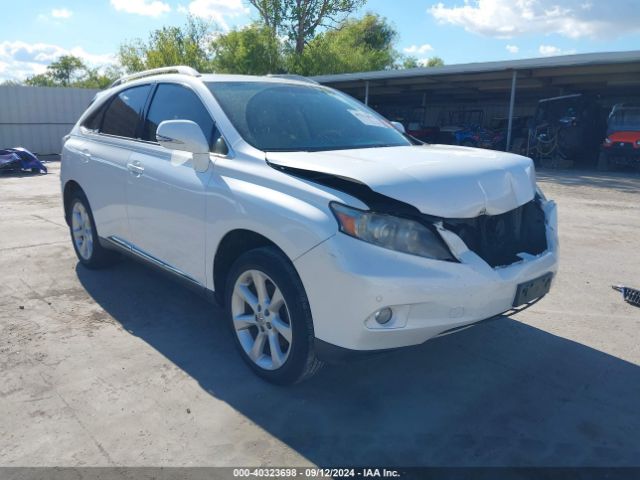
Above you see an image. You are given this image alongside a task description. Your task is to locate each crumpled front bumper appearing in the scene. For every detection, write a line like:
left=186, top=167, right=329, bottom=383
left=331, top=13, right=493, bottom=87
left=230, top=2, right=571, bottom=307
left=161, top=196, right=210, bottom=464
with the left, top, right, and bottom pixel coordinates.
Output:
left=294, top=200, right=559, bottom=352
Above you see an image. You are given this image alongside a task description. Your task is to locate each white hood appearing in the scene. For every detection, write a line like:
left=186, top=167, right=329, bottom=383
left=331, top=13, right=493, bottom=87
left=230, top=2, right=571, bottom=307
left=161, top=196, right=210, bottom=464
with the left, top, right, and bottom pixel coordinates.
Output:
left=267, top=144, right=537, bottom=218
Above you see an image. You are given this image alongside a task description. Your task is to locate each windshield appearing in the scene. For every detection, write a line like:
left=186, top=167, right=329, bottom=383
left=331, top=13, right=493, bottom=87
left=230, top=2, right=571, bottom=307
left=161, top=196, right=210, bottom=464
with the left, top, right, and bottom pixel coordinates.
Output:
left=609, top=108, right=640, bottom=131
left=535, top=98, right=583, bottom=125
left=207, top=81, right=411, bottom=152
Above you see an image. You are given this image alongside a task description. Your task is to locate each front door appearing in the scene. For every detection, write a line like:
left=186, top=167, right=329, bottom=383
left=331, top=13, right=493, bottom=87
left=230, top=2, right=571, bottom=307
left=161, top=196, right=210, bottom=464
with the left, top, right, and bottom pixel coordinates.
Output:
left=125, top=83, right=221, bottom=286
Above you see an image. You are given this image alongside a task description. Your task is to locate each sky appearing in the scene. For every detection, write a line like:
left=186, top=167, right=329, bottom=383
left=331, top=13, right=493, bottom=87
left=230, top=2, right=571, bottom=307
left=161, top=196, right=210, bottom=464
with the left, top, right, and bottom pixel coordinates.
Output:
left=1, top=0, right=640, bottom=82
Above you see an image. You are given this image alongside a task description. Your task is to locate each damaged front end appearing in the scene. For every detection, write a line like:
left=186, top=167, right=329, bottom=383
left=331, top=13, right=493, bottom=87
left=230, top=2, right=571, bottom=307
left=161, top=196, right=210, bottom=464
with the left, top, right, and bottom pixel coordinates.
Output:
left=270, top=161, right=555, bottom=271
left=279, top=153, right=559, bottom=352
left=439, top=197, right=549, bottom=268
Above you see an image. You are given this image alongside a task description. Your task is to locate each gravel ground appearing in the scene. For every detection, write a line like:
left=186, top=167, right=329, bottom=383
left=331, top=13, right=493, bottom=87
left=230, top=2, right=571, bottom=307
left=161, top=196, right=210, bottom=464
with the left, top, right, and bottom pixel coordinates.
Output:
left=0, top=162, right=639, bottom=467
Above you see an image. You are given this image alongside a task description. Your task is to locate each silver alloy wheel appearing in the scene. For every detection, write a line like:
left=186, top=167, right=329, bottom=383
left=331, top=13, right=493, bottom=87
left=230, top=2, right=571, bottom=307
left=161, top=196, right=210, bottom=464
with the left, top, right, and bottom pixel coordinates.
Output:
left=71, top=201, right=93, bottom=260
left=231, top=269, right=292, bottom=370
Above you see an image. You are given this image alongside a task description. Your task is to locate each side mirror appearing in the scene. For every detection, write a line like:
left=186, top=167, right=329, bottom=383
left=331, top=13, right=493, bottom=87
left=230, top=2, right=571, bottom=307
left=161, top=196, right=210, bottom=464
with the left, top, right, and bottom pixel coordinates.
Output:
left=156, top=120, right=210, bottom=172
left=390, top=121, right=406, bottom=134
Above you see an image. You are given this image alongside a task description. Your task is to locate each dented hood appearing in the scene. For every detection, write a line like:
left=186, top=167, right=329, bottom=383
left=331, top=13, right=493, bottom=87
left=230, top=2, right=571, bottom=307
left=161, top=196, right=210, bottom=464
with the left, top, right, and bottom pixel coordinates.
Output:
left=266, top=144, right=536, bottom=218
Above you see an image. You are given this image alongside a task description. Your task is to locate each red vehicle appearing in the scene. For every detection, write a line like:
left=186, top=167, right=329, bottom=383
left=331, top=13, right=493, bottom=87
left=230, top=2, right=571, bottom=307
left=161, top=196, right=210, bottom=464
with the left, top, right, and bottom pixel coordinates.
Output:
left=599, top=104, right=640, bottom=171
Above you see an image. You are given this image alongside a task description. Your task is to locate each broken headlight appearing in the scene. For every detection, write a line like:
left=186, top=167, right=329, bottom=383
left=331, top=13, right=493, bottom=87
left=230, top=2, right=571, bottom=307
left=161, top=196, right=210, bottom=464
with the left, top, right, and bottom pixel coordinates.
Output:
left=330, top=202, right=454, bottom=261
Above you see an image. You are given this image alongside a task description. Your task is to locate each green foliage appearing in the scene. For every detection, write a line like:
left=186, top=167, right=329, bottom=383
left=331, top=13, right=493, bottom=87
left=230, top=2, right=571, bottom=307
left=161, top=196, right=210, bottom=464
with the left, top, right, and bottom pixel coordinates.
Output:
left=111, top=8, right=443, bottom=78
left=73, top=65, right=124, bottom=89
left=398, top=55, right=445, bottom=69
left=118, top=16, right=213, bottom=73
left=211, top=24, right=283, bottom=75
left=24, top=55, right=118, bottom=88
left=47, top=55, right=85, bottom=86
left=248, top=0, right=366, bottom=54
left=401, top=56, right=419, bottom=69
left=290, top=13, right=397, bottom=75
left=425, top=56, right=444, bottom=67
left=25, top=55, right=85, bottom=87
left=247, top=0, right=284, bottom=32
left=16, top=4, right=443, bottom=89
left=24, top=73, right=57, bottom=87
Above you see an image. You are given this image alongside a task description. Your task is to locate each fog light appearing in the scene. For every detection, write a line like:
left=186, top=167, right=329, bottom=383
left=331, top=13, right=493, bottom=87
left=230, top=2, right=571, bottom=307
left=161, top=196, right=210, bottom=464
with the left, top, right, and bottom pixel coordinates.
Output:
left=374, top=307, right=393, bottom=325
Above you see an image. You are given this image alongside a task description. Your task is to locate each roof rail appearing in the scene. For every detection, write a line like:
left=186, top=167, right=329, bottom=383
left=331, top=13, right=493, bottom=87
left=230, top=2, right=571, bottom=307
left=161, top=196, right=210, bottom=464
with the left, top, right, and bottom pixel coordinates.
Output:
left=110, top=66, right=201, bottom=88
left=267, top=74, right=319, bottom=85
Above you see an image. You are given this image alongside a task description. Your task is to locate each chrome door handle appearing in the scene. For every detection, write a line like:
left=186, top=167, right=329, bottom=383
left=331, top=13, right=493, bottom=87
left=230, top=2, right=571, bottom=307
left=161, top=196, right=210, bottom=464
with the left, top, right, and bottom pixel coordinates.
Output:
left=127, top=162, right=144, bottom=176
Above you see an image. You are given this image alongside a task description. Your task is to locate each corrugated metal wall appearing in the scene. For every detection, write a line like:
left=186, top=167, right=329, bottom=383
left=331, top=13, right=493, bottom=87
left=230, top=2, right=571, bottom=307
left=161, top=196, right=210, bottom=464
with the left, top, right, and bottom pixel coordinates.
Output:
left=0, top=85, right=99, bottom=155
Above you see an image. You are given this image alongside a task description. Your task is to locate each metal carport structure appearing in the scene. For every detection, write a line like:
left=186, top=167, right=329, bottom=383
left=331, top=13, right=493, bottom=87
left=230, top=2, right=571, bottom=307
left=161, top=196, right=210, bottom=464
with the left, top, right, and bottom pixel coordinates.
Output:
left=311, top=50, right=640, bottom=151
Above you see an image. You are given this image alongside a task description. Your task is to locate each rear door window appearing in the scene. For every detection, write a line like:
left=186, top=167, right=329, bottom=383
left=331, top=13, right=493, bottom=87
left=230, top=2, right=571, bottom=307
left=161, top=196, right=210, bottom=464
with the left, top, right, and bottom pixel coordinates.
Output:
left=82, top=102, right=108, bottom=131
left=101, top=85, right=152, bottom=139
left=142, top=83, right=221, bottom=151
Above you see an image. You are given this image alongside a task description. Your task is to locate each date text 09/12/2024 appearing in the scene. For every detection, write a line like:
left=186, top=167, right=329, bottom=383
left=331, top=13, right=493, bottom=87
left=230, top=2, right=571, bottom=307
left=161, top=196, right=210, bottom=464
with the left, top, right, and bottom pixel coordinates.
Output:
left=232, top=468, right=401, bottom=478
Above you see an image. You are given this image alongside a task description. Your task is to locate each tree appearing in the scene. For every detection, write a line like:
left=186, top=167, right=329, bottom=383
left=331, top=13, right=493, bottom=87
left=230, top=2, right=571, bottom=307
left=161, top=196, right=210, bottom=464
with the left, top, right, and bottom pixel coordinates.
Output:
left=401, top=56, right=419, bottom=69
left=25, top=55, right=86, bottom=87
left=119, top=17, right=213, bottom=73
left=248, top=0, right=366, bottom=55
left=73, top=65, right=123, bottom=89
left=425, top=56, right=444, bottom=67
left=290, top=13, right=397, bottom=75
left=247, top=0, right=284, bottom=33
left=211, top=24, right=283, bottom=75
left=113, top=11, right=441, bottom=78
left=24, top=73, right=57, bottom=87
left=398, top=55, right=445, bottom=69
left=24, top=55, right=118, bottom=88
left=48, top=55, right=86, bottom=86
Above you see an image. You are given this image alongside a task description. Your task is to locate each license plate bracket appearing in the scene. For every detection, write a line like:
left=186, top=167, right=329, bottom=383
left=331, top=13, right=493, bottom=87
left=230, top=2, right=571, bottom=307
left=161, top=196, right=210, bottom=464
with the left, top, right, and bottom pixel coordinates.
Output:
left=513, top=273, right=553, bottom=307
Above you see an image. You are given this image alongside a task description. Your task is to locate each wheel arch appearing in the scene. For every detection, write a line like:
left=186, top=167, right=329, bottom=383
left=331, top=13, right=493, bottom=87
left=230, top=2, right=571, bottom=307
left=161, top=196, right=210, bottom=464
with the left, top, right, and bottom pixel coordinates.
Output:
left=213, top=229, right=291, bottom=305
left=62, top=179, right=84, bottom=226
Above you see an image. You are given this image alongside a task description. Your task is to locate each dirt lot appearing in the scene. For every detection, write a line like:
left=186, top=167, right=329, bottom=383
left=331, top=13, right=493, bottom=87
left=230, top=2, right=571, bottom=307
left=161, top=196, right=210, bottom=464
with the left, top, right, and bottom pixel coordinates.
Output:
left=1, top=162, right=639, bottom=467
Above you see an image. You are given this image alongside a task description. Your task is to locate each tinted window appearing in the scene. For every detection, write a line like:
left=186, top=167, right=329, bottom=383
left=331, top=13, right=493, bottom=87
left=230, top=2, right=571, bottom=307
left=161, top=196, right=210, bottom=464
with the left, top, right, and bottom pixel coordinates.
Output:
left=143, top=84, right=221, bottom=151
left=83, top=102, right=107, bottom=131
left=206, top=81, right=410, bottom=152
left=101, top=85, right=151, bottom=138
left=609, top=108, right=640, bottom=131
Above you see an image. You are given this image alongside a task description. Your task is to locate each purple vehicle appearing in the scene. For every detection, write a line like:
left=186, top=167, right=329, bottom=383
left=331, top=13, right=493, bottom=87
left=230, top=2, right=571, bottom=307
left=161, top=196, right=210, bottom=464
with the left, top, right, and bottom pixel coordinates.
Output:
left=0, top=147, right=47, bottom=174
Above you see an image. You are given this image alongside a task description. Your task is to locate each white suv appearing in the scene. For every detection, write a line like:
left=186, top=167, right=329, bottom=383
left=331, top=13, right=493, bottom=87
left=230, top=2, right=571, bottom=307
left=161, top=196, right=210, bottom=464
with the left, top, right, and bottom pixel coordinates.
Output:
left=61, top=66, right=558, bottom=384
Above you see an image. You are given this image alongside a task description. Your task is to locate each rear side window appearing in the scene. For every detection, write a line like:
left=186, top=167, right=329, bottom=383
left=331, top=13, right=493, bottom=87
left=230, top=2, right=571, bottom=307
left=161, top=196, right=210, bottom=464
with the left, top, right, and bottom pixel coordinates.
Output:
left=83, top=103, right=107, bottom=131
left=101, top=85, right=152, bottom=138
left=142, top=83, right=220, bottom=150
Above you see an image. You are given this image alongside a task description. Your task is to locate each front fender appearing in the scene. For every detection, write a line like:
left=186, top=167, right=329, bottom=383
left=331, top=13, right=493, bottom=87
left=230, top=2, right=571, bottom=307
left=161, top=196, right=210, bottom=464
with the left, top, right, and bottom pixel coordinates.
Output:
left=204, top=163, right=342, bottom=290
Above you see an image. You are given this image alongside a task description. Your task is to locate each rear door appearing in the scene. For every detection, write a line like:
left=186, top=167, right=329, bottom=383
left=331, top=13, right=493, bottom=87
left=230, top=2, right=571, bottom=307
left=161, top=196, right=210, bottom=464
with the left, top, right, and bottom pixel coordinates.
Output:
left=76, top=84, right=152, bottom=242
left=125, top=83, right=222, bottom=286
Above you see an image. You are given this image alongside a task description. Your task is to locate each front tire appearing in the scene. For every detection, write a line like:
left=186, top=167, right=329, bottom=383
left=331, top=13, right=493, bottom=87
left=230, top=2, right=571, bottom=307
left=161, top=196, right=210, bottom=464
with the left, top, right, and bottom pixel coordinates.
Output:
left=225, top=247, right=323, bottom=385
left=68, top=192, right=119, bottom=269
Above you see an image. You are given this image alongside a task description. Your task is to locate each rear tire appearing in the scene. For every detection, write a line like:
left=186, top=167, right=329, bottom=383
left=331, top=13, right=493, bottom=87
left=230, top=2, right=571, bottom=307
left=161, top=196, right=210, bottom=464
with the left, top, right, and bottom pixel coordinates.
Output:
left=68, top=192, right=119, bottom=269
left=224, top=246, right=323, bottom=385
left=597, top=151, right=609, bottom=172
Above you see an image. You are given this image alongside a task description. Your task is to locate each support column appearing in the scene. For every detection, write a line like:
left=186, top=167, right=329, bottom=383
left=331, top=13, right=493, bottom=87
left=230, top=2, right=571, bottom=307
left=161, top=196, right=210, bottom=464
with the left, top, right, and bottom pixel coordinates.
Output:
left=506, top=70, right=518, bottom=152
left=364, top=81, right=370, bottom=106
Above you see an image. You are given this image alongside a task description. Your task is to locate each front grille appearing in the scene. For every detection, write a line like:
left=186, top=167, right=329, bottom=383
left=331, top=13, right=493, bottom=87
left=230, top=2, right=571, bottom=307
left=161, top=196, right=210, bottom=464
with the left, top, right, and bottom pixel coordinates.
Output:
left=442, top=199, right=548, bottom=268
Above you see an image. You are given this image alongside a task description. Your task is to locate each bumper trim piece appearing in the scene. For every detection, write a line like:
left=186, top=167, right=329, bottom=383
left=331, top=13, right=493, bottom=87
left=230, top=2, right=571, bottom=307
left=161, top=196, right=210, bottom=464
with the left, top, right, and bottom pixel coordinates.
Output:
left=315, top=294, right=549, bottom=363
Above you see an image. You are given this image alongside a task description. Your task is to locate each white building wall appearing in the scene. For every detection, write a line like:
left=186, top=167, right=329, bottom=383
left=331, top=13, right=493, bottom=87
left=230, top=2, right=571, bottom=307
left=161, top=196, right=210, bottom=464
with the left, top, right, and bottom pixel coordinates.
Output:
left=0, top=85, right=99, bottom=155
